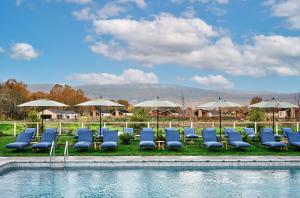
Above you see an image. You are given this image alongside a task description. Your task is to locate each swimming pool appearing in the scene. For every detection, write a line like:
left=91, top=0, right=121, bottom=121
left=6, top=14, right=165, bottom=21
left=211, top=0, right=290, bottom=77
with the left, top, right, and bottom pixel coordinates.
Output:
left=1, top=167, right=300, bottom=197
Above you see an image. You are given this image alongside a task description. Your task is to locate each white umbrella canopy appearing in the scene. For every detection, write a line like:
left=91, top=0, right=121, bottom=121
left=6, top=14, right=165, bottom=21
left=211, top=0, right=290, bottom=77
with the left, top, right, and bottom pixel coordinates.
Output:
left=197, top=97, right=243, bottom=140
left=197, top=98, right=243, bottom=108
left=249, top=98, right=299, bottom=131
left=75, top=98, right=124, bottom=107
left=75, top=98, right=124, bottom=130
left=249, top=101, right=298, bottom=108
left=134, top=99, right=181, bottom=108
left=134, top=97, right=181, bottom=141
left=18, top=99, right=68, bottom=132
left=18, top=99, right=68, bottom=107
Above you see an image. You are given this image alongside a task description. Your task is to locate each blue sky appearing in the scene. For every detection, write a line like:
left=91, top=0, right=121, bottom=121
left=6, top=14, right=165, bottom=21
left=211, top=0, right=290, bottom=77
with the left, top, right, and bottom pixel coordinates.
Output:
left=1, top=0, right=300, bottom=92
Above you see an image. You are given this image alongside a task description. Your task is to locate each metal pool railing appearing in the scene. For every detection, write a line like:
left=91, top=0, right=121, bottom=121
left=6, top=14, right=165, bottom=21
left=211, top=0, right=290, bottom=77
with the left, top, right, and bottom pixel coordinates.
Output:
left=64, top=141, right=69, bottom=164
left=49, top=141, right=55, bottom=162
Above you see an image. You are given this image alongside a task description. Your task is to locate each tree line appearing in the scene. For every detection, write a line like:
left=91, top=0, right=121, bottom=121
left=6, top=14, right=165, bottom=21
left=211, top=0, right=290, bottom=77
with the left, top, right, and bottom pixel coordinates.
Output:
left=0, top=79, right=88, bottom=120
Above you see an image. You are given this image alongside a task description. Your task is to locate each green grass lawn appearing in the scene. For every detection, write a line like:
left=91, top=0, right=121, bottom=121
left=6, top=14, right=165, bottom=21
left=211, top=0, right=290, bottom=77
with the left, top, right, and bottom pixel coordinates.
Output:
left=1, top=135, right=300, bottom=157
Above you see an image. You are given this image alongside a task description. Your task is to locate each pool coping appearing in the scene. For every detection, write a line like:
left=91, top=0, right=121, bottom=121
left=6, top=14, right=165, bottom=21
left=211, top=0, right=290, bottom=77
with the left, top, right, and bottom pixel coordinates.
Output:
left=1, top=156, right=300, bottom=171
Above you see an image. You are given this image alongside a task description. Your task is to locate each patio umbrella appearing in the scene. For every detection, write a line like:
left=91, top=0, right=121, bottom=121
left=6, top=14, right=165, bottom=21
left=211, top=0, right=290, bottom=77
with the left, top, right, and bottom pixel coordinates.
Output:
left=18, top=99, right=68, bottom=132
left=134, top=96, right=181, bottom=141
left=75, top=98, right=123, bottom=131
left=197, top=97, right=243, bottom=140
left=249, top=97, right=298, bottom=131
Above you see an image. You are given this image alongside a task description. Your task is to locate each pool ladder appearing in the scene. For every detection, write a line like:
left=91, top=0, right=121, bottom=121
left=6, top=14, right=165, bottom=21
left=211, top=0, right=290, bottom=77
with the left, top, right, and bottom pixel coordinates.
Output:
left=64, top=141, right=69, bottom=164
left=49, top=141, right=55, bottom=162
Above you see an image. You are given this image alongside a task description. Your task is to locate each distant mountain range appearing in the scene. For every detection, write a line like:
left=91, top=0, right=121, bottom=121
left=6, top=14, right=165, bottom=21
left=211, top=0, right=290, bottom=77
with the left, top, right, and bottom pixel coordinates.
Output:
left=28, top=83, right=299, bottom=108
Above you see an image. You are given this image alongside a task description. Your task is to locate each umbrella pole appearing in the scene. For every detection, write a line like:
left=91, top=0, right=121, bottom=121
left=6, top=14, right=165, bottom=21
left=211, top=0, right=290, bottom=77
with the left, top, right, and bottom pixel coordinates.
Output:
left=219, top=107, right=222, bottom=141
left=41, top=109, right=44, bottom=133
left=99, top=107, right=102, bottom=131
left=156, top=108, right=159, bottom=141
left=272, top=107, right=275, bottom=132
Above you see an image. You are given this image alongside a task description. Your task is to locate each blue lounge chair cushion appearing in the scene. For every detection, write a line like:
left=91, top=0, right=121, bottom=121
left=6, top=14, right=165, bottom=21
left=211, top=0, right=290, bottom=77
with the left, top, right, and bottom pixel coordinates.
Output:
left=32, top=142, right=52, bottom=148
left=224, top=128, right=236, bottom=136
left=290, top=142, right=300, bottom=147
left=230, top=141, right=251, bottom=147
left=6, top=142, right=29, bottom=149
left=282, top=128, right=293, bottom=137
left=286, top=132, right=300, bottom=147
left=123, top=128, right=134, bottom=135
left=142, top=128, right=153, bottom=131
left=139, top=141, right=155, bottom=148
left=204, top=141, right=223, bottom=147
left=98, top=128, right=109, bottom=138
left=227, top=132, right=251, bottom=148
left=101, top=141, right=117, bottom=148
left=184, top=128, right=198, bottom=138
left=6, top=132, right=33, bottom=149
left=24, top=128, right=37, bottom=139
left=244, top=128, right=255, bottom=138
left=165, top=129, right=182, bottom=148
left=101, top=130, right=118, bottom=149
left=74, top=141, right=92, bottom=148
left=167, top=141, right=182, bottom=148
left=263, top=142, right=286, bottom=147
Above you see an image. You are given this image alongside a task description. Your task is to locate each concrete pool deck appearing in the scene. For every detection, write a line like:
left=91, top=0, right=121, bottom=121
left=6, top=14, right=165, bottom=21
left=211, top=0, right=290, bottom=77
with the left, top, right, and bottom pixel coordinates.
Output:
left=1, top=156, right=300, bottom=170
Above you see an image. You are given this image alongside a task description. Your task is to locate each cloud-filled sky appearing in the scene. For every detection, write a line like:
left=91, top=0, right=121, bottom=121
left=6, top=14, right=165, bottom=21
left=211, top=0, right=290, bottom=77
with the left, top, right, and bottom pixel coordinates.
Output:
left=1, top=0, right=300, bottom=92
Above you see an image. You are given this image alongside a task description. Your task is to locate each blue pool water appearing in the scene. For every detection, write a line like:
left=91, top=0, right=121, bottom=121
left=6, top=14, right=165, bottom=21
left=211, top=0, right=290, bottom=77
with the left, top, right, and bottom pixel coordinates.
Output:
left=1, top=167, right=300, bottom=197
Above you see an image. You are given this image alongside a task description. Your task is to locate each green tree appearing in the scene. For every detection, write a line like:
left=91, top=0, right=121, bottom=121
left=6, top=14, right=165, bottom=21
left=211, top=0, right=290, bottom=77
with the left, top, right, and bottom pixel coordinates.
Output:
left=129, top=108, right=148, bottom=133
left=27, top=110, right=41, bottom=122
left=250, top=96, right=262, bottom=105
left=247, top=108, right=266, bottom=122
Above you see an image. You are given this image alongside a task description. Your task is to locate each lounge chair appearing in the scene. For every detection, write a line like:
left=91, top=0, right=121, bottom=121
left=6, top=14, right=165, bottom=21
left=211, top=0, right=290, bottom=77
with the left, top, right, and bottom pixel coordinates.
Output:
left=282, top=127, right=294, bottom=138
left=6, top=131, right=33, bottom=149
left=98, top=128, right=109, bottom=138
left=260, top=131, right=287, bottom=148
left=286, top=131, right=300, bottom=148
left=24, top=128, right=37, bottom=139
left=227, top=132, right=251, bottom=148
left=184, top=128, right=199, bottom=141
left=142, top=128, right=154, bottom=131
left=244, top=128, right=256, bottom=139
left=262, top=128, right=281, bottom=138
left=224, top=128, right=236, bottom=136
left=101, top=130, right=118, bottom=150
left=123, top=128, right=134, bottom=136
left=165, top=129, right=182, bottom=149
left=139, top=130, right=155, bottom=149
left=74, top=128, right=89, bottom=139
left=202, top=128, right=223, bottom=148
left=32, top=130, right=57, bottom=150
left=74, top=129, right=93, bottom=149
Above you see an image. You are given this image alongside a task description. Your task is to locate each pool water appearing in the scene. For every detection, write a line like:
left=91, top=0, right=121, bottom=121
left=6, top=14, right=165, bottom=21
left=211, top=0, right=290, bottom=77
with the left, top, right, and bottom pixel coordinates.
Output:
left=1, top=167, right=300, bottom=197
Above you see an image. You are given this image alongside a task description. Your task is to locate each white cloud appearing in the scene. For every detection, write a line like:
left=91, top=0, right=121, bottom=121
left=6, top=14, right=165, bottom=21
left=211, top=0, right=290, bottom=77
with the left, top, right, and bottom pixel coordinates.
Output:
left=16, top=0, right=23, bottom=6
left=65, top=0, right=92, bottom=4
left=191, top=0, right=229, bottom=4
left=266, top=0, right=300, bottom=29
left=117, top=0, right=147, bottom=9
left=206, top=5, right=227, bottom=16
left=72, top=7, right=94, bottom=21
left=268, top=66, right=299, bottom=76
left=181, top=6, right=196, bottom=18
left=0, top=47, right=4, bottom=54
left=67, top=69, right=159, bottom=85
left=89, top=14, right=300, bottom=77
left=96, top=3, right=125, bottom=19
left=192, top=74, right=234, bottom=89
left=10, top=43, right=39, bottom=60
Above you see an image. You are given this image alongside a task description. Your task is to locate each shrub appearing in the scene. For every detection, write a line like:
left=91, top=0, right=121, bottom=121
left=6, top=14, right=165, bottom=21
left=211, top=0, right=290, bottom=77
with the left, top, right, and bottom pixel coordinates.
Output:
left=119, top=133, right=133, bottom=145
left=129, top=108, right=148, bottom=134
